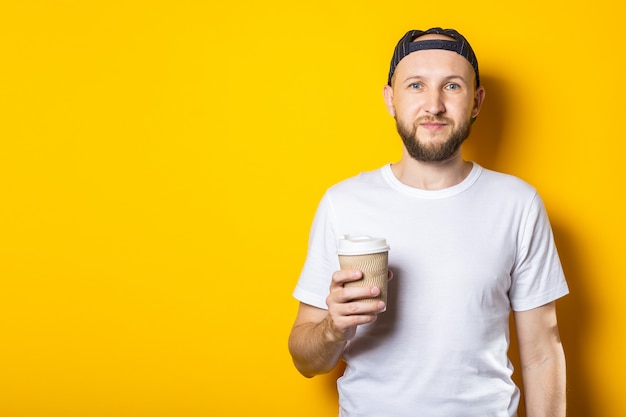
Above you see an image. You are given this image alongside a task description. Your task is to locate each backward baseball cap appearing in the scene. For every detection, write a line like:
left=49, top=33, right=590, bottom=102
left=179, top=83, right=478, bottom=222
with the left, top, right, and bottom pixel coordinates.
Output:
left=387, top=27, right=480, bottom=87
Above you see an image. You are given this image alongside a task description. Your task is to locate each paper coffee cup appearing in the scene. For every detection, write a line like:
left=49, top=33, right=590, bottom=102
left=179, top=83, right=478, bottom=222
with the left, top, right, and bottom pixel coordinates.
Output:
left=337, top=235, right=390, bottom=310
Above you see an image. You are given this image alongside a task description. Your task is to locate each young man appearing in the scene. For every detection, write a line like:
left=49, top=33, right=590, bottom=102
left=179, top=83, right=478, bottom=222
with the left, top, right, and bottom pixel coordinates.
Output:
left=289, top=27, right=568, bottom=417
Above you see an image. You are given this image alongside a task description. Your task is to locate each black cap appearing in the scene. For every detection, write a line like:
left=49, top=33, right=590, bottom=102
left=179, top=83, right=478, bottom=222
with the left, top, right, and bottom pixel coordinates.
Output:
left=388, top=27, right=480, bottom=87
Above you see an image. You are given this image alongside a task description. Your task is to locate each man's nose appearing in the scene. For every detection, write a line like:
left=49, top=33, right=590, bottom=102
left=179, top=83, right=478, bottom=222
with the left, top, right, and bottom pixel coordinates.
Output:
left=424, top=90, right=445, bottom=115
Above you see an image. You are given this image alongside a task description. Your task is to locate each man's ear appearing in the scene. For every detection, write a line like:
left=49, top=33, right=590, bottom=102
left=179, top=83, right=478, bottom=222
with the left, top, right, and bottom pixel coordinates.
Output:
left=383, top=84, right=396, bottom=117
left=471, top=86, right=486, bottom=119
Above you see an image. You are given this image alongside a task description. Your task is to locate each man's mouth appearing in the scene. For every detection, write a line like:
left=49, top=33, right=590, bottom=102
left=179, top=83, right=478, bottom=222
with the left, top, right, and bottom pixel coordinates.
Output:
left=419, top=121, right=448, bottom=131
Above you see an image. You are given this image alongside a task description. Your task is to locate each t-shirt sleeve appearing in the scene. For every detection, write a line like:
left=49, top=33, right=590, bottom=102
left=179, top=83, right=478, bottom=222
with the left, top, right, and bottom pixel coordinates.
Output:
left=292, top=192, right=341, bottom=310
left=509, top=193, right=569, bottom=311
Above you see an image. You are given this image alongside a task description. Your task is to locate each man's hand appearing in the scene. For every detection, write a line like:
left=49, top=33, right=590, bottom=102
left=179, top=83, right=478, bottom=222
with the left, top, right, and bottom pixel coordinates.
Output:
left=324, top=269, right=387, bottom=343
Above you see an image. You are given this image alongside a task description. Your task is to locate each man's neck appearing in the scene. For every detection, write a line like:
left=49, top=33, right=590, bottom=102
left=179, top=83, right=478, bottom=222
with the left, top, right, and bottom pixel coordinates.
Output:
left=390, top=154, right=473, bottom=190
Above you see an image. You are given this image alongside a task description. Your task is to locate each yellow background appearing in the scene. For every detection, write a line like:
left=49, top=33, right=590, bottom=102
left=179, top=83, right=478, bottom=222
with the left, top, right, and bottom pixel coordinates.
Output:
left=0, top=1, right=623, bottom=416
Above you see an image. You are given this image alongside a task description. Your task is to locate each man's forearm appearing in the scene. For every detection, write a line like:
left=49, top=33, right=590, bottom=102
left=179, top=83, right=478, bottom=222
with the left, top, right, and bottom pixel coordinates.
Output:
left=288, top=316, right=347, bottom=378
left=521, top=345, right=567, bottom=417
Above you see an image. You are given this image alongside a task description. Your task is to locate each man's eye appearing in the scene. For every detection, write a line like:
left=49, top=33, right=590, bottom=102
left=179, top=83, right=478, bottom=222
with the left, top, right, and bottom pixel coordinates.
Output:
left=446, top=83, right=460, bottom=90
left=409, top=83, right=422, bottom=89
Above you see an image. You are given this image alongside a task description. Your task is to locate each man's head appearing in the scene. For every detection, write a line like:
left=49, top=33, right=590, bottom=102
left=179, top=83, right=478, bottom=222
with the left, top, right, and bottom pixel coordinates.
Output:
left=382, top=28, right=485, bottom=163
left=388, top=28, right=480, bottom=88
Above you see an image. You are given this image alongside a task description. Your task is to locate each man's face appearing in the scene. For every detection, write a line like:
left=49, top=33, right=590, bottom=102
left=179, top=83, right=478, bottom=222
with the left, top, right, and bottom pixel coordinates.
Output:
left=383, top=36, right=485, bottom=163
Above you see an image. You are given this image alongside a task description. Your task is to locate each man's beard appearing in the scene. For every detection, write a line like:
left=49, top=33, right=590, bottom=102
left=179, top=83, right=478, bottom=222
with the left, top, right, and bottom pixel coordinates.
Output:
left=395, top=116, right=472, bottom=162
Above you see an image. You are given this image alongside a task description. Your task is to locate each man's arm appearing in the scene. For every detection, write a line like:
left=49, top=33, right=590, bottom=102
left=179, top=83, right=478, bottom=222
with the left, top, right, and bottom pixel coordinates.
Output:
left=288, top=269, right=386, bottom=378
left=288, top=302, right=348, bottom=378
left=514, top=301, right=566, bottom=417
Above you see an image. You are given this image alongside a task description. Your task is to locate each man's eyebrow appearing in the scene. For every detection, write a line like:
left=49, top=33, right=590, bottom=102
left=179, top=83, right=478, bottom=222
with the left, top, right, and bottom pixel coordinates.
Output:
left=442, top=75, right=471, bottom=84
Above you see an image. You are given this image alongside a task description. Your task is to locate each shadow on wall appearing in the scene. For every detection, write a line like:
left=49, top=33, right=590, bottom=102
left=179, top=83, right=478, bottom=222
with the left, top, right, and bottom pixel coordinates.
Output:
left=319, top=74, right=592, bottom=416
left=551, top=222, right=593, bottom=417
left=320, top=362, right=345, bottom=413
left=463, top=74, right=508, bottom=171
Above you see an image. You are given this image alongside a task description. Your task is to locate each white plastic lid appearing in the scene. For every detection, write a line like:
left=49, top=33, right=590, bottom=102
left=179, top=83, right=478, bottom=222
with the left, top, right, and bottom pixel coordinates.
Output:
left=336, top=235, right=390, bottom=255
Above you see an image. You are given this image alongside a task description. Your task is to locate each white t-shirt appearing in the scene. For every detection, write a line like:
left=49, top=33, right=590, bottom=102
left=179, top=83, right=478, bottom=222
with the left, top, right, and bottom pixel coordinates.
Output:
left=293, top=163, right=569, bottom=417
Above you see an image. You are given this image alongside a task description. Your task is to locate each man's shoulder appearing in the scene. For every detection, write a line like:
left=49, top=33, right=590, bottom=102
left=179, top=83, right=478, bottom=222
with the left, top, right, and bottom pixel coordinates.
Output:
left=478, top=166, right=537, bottom=196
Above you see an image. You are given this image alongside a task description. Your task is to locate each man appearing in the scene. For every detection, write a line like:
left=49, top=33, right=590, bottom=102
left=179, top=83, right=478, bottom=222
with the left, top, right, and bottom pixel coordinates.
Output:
left=288, top=27, right=568, bottom=417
